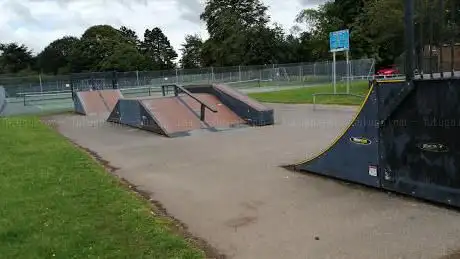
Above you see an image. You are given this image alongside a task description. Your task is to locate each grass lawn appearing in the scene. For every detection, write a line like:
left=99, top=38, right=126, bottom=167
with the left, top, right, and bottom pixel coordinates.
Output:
left=248, top=80, right=370, bottom=105
left=0, top=117, right=204, bottom=259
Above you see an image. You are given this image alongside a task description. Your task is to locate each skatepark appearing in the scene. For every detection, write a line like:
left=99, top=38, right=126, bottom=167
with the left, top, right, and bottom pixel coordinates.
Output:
left=1, top=0, right=460, bottom=257
left=36, top=78, right=460, bottom=259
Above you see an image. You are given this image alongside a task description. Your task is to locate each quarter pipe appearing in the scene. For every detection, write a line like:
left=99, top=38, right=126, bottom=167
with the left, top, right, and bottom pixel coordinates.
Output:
left=292, top=78, right=460, bottom=208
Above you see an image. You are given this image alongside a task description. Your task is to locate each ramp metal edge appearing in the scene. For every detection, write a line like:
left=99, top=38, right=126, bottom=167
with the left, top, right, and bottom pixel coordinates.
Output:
left=292, top=82, right=375, bottom=166
left=97, top=90, right=111, bottom=112
left=75, top=92, right=88, bottom=115
left=212, top=83, right=272, bottom=112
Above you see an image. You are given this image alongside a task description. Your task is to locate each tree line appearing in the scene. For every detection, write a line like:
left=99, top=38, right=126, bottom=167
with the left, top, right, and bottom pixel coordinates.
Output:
left=0, top=0, right=458, bottom=76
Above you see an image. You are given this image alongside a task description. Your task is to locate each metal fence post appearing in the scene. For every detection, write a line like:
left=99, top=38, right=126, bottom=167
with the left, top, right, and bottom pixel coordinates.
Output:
left=112, top=70, right=118, bottom=89
left=450, top=0, right=456, bottom=77
left=211, top=67, right=214, bottom=83
left=39, top=73, right=43, bottom=93
left=175, top=68, right=179, bottom=84
left=239, top=65, right=241, bottom=81
left=404, top=0, right=415, bottom=80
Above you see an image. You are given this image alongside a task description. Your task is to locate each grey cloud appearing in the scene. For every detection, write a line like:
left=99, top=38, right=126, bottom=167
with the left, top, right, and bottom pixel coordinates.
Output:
left=26, top=0, right=202, bottom=24
left=299, top=0, right=329, bottom=6
left=174, top=0, right=203, bottom=24
left=3, top=0, right=39, bottom=24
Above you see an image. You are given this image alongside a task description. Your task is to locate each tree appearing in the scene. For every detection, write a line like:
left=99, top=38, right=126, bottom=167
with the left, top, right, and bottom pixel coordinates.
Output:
left=200, top=0, right=282, bottom=66
left=200, top=0, right=269, bottom=41
left=0, top=43, right=34, bottom=73
left=294, top=3, right=343, bottom=61
left=68, top=24, right=147, bottom=72
left=99, top=43, right=147, bottom=71
left=352, top=0, right=404, bottom=65
left=141, top=27, right=178, bottom=70
left=37, top=36, right=79, bottom=74
left=119, top=26, right=140, bottom=47
left=180, top=34, right=203, bottom=68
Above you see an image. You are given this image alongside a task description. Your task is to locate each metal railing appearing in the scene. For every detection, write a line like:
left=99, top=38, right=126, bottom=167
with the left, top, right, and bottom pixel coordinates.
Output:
left=404, top=0, right=459, bottom=80
left=161, top=84, right=217, bottom=121
left=0, top=59, right=375, bottom=97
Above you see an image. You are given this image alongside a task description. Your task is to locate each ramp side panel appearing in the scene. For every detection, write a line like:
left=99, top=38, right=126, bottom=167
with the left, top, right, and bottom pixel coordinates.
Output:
left=74, top=92, right=86, bottom=114
left=99, top=90, right=123, bottom=111
left=141, top=97, right=202, bottom=136
left=138, top=101, right=167, bottom=136
left=118, top=99, right=142, bottom=128
left=179, top=94, right=246, bottom=128
left=295, top=86, right=380, bottom=188
left=107, top=101, right=121, bottom=123
left=212, top=84, right=274, bottom=126
left=380, top=78, right=460, bottom=207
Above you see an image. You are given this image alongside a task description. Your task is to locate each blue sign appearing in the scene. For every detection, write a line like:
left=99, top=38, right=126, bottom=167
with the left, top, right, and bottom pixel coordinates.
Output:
left=329, top=29, right=350, bottom=52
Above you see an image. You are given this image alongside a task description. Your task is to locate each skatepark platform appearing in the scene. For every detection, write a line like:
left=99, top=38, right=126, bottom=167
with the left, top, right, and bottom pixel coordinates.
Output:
left=74, top=89, right=123, bottom=115
left=292, top=78, right=460, bottom=208
left=107, top=84, right=274, bottom=137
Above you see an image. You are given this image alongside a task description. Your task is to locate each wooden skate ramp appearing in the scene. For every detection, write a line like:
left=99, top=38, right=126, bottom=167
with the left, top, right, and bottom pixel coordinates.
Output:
left=178, top=94, right=245, bottom=129
left=140, top=94, right=245, bottom=137
left=99, top=90, right=122, bottom=111
left=108, top=92, right=248, bottom=137
left=141, top=96, right=203, bottom=136
left=74, top=90, right=123, bottom=115
left=212, top=84, right=274, bottom=126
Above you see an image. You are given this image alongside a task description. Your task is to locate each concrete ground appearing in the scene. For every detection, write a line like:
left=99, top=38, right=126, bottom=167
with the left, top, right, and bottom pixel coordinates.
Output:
left=50, top=104, right=460, bottom=259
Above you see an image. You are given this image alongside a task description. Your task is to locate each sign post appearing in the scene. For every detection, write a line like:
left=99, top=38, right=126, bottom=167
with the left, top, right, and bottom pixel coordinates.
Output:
left=329, top=29, right=350, bottom=94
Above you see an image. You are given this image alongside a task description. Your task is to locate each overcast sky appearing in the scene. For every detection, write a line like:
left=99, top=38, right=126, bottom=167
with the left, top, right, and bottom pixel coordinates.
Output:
left=0, top=0, right=324, bottom=55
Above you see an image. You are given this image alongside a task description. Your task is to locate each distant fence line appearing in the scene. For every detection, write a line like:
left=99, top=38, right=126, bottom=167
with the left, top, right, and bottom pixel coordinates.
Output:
left=0, top=59, right=375, bottom=97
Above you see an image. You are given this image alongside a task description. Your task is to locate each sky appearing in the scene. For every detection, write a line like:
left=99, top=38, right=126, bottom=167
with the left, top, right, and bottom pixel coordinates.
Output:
left=0, top=0, right=325, bottom=55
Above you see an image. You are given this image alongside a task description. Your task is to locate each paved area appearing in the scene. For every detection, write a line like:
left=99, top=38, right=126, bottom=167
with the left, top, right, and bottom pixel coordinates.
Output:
left=50, top=104, right=460, bottom=259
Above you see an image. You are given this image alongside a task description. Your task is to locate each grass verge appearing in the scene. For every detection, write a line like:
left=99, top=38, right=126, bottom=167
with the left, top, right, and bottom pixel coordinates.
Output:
left=0, top=117, right=205, bottom=259
left=248, top=80, right=370, bottom=105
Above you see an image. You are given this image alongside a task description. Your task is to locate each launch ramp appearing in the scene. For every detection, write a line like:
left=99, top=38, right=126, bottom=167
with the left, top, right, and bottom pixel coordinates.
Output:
left=74, top=89, right=123, bottom=115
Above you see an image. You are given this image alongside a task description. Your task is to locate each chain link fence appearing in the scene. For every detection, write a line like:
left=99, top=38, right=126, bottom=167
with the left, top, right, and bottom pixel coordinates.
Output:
left=0, top=59, right=375, bottom=98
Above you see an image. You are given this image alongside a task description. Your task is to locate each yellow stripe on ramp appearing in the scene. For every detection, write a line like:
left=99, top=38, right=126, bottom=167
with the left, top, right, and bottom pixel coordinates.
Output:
left=292, top=82, right=376, bottom=166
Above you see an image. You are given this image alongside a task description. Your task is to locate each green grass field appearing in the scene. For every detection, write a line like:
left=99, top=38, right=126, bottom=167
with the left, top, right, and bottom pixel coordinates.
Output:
left=248, top=80, right=370, bottom=105
left=0, top=117, right=204, bottom=259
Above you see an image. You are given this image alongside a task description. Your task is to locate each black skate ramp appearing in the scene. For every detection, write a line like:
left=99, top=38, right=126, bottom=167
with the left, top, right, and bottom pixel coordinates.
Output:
left=291, top=78, right=460, bottom=208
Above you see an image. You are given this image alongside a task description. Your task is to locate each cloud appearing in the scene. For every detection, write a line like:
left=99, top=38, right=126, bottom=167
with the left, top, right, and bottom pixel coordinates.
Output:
left=174, top=0, right=203, bottom=24
left=299, top=0, right=329, bottom=6
left=0, top=0, right=316, bottom=57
